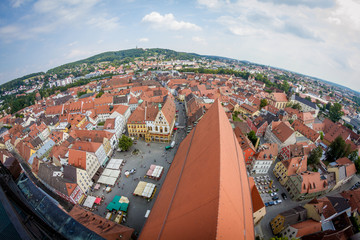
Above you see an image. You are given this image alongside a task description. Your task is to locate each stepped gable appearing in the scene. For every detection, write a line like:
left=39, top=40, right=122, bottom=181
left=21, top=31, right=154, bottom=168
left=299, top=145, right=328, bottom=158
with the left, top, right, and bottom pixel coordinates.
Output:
left=140, top=99, right=254, bottom=240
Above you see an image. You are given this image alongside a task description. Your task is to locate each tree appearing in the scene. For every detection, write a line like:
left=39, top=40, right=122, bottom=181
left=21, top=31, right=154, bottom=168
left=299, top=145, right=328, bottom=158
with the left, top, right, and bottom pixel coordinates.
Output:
left=355, top=158, right=360, bottom=173
left=305, top=96, right=312, bottom=102
left=344, top=123, right=353, bottom=131
left=77, top=91, right=87, bottom=97
left=260, top=99, right=268, bottom=109
left=320, top=132, right=324, bottom=140
left=308, top=146, right=323, bottom=165
left=329, top=103, right=343, bottom=122
left=118, top=135, right=133, bottom=151
left=247, top=130, right=258, bottom=147
left=326, top=102, right=331, bottom=111
left=281, top=80, right=290, bottom=93
left=326, top=136, right=352, bottom=162
left=292, top=103, right=302, bottom=111
left=349, top=151, right=359, bottom=162
left=96, top=90, right=104, bottom=98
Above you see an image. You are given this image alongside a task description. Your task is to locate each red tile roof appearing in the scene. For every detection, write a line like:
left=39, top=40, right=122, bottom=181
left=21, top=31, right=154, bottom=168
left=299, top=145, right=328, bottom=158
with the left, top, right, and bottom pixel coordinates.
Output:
left=292, top=119, right=320, bottom=142
left=272, top=92, right=288, bottom=102
left=291, top=219, right=322, bottom=237
left=272, top=121, right=295, bottom=143
left=283, top=156, right=307, bottom=176
left=71, top=141, right=102, bottom=153
left=68, top=149, right=87, bottom=170
left=111, top=105, right=129, bottom=115
left=140, top=100, right=254, bottom=240
left=161, top=96, right=176, bottom=125
left=249, top=177, right=265, bottom=213
left=336, top=157, right=357, bottom=177
left=299, top=171, right=328, bottom=194
left=69, top=205, right=134, bottom=240
left=341, top=189, right=360, bottom=213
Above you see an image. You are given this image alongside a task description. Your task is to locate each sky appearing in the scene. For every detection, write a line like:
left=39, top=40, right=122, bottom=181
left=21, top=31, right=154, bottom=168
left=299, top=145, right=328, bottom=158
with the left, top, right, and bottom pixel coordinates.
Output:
left=1, top=0, right=360, bottom=92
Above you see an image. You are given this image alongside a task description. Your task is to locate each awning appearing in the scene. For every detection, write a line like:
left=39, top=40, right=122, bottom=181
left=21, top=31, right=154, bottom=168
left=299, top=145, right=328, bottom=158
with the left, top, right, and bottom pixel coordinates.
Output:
left=83, top=196, right=96, bottom=208
left=94, top=197, right=101, bottom=204
left=120, top=203, right=128, bottom=212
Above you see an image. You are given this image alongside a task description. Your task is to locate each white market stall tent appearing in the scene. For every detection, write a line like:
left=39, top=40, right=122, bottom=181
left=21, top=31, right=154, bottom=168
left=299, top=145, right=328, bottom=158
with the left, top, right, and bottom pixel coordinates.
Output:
left=146, top=165, right=164, bottom=180
left=97, top=169, right=121, bottom=186
left=106, top=158, right=123, bottom=170
left=133, top=181, right=156, bottom=199
left=83, top=195, right=96, bottom=208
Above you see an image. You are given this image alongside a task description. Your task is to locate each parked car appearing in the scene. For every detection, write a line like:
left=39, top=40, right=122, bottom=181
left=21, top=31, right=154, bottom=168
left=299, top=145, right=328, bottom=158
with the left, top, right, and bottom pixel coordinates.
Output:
left=270, top=192, right=277, bottom=197
left=268, top=201, right=275, bottom=206
left=265, top=202, right=270, bottom=207
left=272, top=196, right=279, bottom=200
left=274, top=200, right=283, bottom=205
left=281, top=193, right=288, bottom=200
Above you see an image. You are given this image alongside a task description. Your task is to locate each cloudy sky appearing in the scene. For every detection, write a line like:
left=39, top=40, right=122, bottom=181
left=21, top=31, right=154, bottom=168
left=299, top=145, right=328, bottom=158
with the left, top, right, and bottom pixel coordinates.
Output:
left=1, top=0, right=360, bottom=91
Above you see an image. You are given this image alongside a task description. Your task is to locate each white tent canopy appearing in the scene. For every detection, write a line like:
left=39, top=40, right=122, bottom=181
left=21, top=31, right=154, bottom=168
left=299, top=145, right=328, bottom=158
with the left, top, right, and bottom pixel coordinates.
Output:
left=97, top=169, right=121, bottom=186
left=97, top=175, right=117, bottom=186
left=106, top=158, right=123, bottom=169
left=83, top=196, right=96, bottom=208
left=146, top=165, right=164, bottom=179
left=133, top=181, right=156, bottom=198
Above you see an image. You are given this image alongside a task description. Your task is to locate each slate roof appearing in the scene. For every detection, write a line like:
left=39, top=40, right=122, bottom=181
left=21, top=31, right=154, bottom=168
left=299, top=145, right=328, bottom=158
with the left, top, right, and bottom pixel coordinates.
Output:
left=293, top=95, right=317, bottom=109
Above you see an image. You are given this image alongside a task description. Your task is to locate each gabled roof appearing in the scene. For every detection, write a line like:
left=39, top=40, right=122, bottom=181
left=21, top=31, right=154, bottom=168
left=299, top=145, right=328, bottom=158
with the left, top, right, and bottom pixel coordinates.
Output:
left=340, top=189, right=360, bottom=213
left=68, top=149, right=87, bottom=170
left=161, top=96, right=175, bottom=125
left=293, top=95, right=317, bottom=109
left=336, top=157, right=357, bottom=177
left=307, top=197, right=337, bottom=219
left=282, top=156, right=307, bottom=176
left=249, top=177, right=265, bottom=213
left=298, top=171, right=328, bottom=194
left=71, top=141, right=102, bottom=153
left=140, top=100, right=254, bottom=240
left=234, top=127, right=255, bottom=152
left=290, top=219, right=321, bottom=238
left=69, top=205, right=134, bottom=240
left=111, top=104, right=129, bottom=115
left=271, top=92, right=288, bottom=102
left=272, top=121, right=295, bottom=143
left=292, top=120, right=320, bottom=142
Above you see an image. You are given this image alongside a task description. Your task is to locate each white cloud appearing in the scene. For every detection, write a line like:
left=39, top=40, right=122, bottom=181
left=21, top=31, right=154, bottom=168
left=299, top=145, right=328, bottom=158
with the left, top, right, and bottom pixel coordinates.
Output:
left=142, top=12, right=201, bottom=31
left=87, top=16, right=120, bottom=31
left=10, top=0, right=28, bottom=8
left=197, top=0, right=227, bottom=8
left=331, top=0, right=360, bottom=29
left=68, top=41, right=78, bottom=47
left=65, top=49, right=95, bottom=60
left=192, top=36, right=207, bottom=44
left=138, top=38, right=149, bottom=42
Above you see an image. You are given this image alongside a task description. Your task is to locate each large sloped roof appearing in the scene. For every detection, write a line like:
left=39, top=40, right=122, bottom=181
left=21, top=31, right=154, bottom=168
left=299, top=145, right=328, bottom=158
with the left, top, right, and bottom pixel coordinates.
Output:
left=140, top=99, right=254, bottom=240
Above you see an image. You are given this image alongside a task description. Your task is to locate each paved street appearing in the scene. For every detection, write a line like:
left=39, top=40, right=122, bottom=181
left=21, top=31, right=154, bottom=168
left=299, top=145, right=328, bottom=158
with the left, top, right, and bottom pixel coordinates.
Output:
left=89, top=99, right=187, bottom=236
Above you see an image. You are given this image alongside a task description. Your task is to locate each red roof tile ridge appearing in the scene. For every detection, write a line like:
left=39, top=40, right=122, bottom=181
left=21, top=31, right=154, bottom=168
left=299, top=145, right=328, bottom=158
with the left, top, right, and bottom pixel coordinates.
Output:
left=139, top=99, right=254, bottom=240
